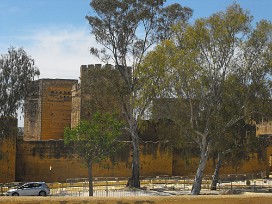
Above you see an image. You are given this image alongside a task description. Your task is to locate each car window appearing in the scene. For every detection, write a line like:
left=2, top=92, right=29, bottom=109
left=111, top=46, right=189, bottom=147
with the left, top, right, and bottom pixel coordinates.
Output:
left=33, top=183, right=42, bottom=187
left=23, top=183, right=34, bottom=188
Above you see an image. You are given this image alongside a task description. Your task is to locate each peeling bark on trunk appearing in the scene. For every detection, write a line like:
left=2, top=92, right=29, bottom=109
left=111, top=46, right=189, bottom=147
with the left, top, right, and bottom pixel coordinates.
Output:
left=210, top=154, right=222, bottom=190
left=88, top=162, right=93, bottom=196
left=127, top=123, right=140, bottom=188
left=191, top=143, right=209, bottom=195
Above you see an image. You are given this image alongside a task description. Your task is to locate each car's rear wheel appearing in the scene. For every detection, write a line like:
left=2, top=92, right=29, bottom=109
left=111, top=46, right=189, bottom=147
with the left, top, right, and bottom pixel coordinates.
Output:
left=12, top=192, right=19, bottom=196
left=39, top=191, right=46, bottom=196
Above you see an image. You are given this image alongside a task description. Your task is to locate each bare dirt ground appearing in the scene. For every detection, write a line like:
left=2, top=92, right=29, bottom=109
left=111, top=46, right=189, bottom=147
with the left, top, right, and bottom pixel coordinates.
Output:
left=1, top=193, right=272, bottom=204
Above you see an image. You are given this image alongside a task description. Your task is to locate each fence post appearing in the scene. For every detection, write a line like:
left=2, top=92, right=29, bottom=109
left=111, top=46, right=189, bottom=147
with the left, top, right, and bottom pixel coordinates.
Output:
left=115, top=177, right=119, bottom=189
left=106, top=178, right=108, bottom=197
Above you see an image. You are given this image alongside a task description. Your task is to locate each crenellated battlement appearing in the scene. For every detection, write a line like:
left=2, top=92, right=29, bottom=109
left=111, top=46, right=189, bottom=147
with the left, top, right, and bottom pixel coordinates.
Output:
left=80, top=64, right=115, bottom=76
left=80, top=64, right=131, bottom=80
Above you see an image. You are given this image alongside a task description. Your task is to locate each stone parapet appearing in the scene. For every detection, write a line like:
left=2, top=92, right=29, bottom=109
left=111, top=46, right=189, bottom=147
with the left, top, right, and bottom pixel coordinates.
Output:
left=256, top=121, right=272, bottom=136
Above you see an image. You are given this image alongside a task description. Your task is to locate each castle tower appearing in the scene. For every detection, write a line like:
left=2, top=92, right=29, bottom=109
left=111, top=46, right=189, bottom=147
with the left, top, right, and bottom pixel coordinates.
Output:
left=71, top=64, right=128, bottom=128
left=24, top=79, right=77, bottom=141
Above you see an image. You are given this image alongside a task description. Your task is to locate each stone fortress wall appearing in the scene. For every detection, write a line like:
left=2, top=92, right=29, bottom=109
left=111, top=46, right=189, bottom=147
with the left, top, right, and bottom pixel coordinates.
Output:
left=0, top=119, right=266, bottom=183
left=0, top=64, right=269, bottom=183
left=0, top=117, right=17, bottom=183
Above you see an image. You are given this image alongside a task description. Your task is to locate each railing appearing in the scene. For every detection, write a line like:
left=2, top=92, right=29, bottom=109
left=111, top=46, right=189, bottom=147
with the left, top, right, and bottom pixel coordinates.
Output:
left=1, top=173, right=271, bottom=196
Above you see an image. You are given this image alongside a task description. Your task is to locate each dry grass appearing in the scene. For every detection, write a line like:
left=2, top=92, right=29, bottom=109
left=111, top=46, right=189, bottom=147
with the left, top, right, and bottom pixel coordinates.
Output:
left=1, top=194, right=272, bottom=204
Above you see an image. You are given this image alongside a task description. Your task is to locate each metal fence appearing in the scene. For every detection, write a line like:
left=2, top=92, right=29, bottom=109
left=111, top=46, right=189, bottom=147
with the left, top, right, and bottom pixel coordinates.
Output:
left=1, top=172, right=272, bottom=196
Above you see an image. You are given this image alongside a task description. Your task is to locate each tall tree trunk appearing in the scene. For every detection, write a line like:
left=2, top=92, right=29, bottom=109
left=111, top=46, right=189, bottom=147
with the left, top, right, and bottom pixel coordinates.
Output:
left=88, top=161, right=93, bottom=196
left=191, top=143, right=209, bottom=195
left=210, top=153, right=222, bottom=190
left=127, top=122, right=140, bottom=188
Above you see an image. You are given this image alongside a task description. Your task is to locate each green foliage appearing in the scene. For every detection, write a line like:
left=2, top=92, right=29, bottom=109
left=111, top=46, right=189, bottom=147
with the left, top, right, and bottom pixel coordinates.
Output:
left=86, top=0, right=193, bottom=109
left=87, top=0, right=192, bottom=67
left=64, top=112, right=123, bottom=166
left=87, top=0, right=193, bottom=187
left=0, top=47, right=40, bottom=117
left=137, top=3, right=272, bottom=194
left=138, top=2, right=272, bottom=145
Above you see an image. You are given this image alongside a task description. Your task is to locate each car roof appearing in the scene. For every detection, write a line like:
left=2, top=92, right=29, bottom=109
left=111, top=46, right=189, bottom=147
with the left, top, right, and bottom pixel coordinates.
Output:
left=23, top=182, right=45, bottom=185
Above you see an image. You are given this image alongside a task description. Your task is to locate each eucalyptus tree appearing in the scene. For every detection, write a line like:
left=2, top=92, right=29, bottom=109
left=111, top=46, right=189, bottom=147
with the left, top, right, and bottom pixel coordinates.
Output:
left=210, top=66, right=271, bottom=190
left=137, top=3, right=272, bottom=195
left=86, top=0, right=192, bottom=187
left=64, top=112, right=123, bottom=196
left=0, top=47, right=39, bottom=119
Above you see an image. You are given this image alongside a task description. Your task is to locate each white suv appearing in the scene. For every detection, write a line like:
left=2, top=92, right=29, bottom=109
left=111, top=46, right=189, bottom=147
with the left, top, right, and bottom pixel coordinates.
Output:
left=5, top=182, right=50, bottom=196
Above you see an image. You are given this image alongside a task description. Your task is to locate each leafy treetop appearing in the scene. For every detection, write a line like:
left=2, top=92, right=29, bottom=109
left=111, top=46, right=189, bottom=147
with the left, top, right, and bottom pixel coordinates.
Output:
left=0, top=47, right=40, bottom=117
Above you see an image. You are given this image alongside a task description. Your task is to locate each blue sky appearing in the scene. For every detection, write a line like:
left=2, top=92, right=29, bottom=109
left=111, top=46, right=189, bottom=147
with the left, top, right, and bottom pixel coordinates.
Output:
left=1, top=0, right=272, bottom=79
left=1, top=0, right=272, bottom=126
